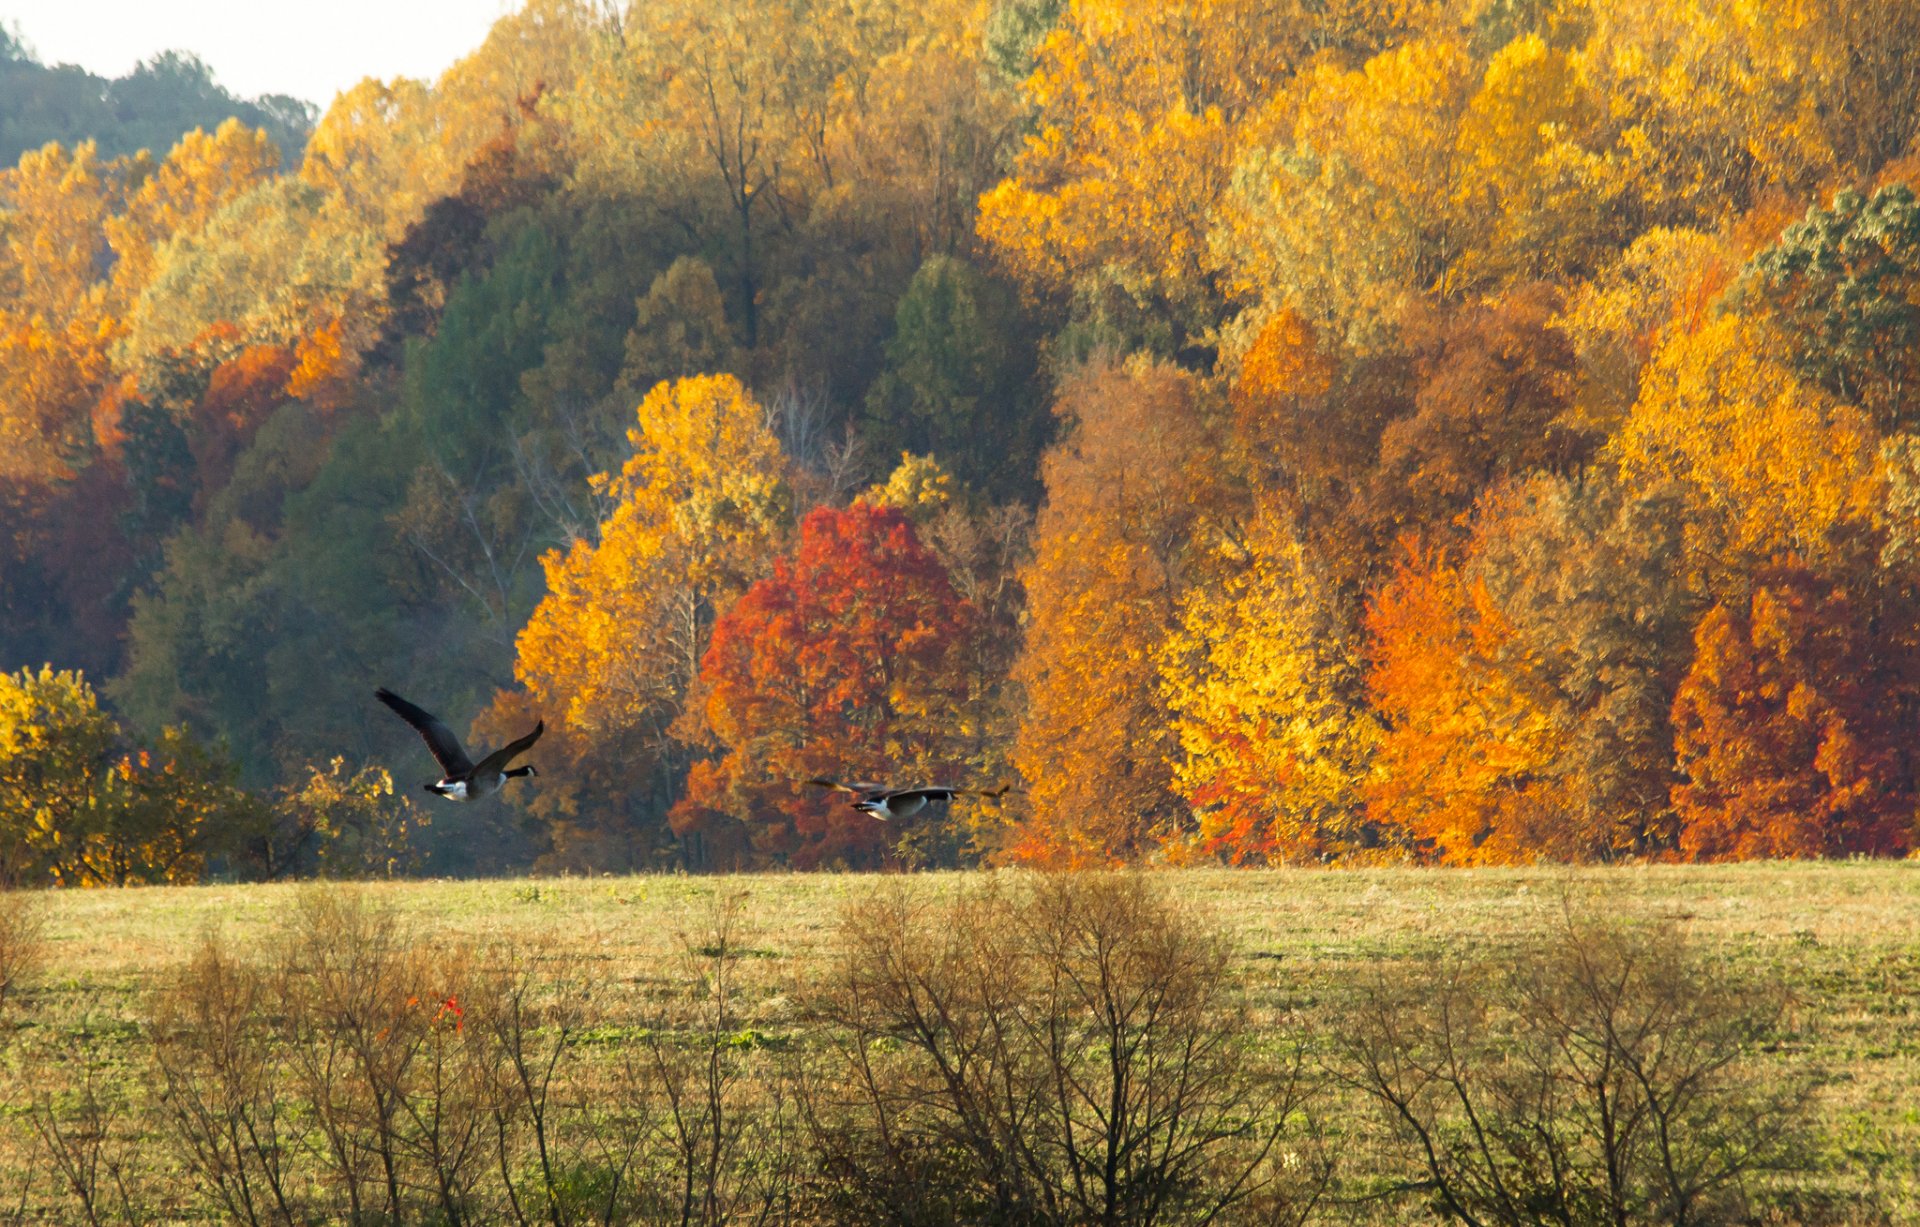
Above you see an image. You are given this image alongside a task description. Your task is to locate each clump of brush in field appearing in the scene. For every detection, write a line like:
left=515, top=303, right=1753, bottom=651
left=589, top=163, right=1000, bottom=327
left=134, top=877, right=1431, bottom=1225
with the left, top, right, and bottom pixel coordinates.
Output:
left=802, top=871, right=1331, bottom=1226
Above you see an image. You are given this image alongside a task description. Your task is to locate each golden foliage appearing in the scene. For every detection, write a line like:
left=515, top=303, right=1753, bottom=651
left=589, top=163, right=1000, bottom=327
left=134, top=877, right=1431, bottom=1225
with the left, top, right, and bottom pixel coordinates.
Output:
left=1160, top=512, right=1379, bottom=863
left=1212, top=37, right=1478, bottom=350
left=1609, top=314, right=1883, bottom=595
left=1010, top=357, right=1226, bottom=864
left=979, top=0, right=1307, bottom=327
left=504, top=375, right=788, bottom=851
left=1362, top=543, right=1573, bottom=864
left=105, top=119, right=282, bottom=310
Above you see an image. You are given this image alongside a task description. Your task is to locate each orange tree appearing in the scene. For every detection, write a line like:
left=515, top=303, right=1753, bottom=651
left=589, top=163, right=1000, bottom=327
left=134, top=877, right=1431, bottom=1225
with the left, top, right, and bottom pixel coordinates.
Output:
left=676, top=501, right=981, bottom=868
left=1671, top=562, right=1918, bottom=860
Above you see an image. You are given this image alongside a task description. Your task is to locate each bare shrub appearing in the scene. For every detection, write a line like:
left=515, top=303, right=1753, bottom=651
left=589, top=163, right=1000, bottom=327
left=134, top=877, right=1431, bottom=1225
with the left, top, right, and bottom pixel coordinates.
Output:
left=29, top=1020, right=143, bottom=1226
left=149, top=933, right=301, bottom=1225
left=145, top=894, right=650, bottom=1226
left=0, top=888, right=45, bottom=1009
left=279, top=887, right=492, bottom=1222
left=141, top=884, right=800, bottom=1227
left=625, top=891, right=801, bottom=1226
left=467, top=940, right=651, bottom=1227
left=804, top=871, right=1326, bottom=1227
left=1336, top=911, right=1811, bottom=1227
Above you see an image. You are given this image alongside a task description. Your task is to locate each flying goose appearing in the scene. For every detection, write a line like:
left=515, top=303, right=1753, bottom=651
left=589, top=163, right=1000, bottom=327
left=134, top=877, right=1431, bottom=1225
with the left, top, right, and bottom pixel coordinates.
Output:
left=806, top=777, right=1011, bottom=822
left=376, top=688, right=543, bottom=802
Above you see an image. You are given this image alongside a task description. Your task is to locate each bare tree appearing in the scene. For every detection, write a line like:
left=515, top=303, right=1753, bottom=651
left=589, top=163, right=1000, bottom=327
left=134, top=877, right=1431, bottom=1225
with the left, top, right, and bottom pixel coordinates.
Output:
left=1336, top=909, right=1812, bottom=1227
left=628, top=891, right=802, bottom=1226
left=804, top=872, right=1327, bottom=1227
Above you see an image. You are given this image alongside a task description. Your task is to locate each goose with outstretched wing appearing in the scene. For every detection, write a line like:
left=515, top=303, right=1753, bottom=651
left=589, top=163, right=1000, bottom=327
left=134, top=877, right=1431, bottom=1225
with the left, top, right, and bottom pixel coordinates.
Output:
left=806, top=777, right=1011, bottom=821
left=376, top=688, right=542, bottom=802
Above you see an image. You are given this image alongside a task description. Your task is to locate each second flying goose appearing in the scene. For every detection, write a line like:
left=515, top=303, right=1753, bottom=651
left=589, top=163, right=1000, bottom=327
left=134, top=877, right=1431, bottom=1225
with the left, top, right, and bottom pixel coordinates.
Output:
left=806, top=777, right=1010, bottom=822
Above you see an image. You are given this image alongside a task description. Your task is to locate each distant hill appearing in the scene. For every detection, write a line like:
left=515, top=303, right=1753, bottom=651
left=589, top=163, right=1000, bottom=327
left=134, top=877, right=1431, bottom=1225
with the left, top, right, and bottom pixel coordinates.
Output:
left=0, top=24, right=314, bottom=166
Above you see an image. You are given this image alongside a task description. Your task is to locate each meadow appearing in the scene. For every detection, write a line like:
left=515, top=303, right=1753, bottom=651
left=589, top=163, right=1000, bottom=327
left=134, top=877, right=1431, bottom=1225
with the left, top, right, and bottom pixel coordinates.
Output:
left=0, top=862, right=1915, bottom=1224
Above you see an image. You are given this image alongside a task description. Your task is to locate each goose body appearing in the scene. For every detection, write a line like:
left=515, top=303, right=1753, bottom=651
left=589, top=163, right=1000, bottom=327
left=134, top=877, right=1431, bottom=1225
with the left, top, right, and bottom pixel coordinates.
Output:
left=806, top=777, right=1010, bottom=821
left=376, top=688, right=543, bottom=802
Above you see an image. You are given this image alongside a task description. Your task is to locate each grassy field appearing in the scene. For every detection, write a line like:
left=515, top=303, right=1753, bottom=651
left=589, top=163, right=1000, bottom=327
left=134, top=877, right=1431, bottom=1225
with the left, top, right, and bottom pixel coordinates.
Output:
left=5, top=862, right=1918, bottom=1223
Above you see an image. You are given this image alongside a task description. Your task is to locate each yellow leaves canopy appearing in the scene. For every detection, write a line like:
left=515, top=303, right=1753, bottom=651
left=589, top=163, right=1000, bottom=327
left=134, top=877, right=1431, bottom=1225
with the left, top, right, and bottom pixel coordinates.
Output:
left=1609, top=314, right=1883, bottom=593
left=1010, top=357, right=1225, bottom=864
left=513, top=374, right=789, bottom=744
left=980, top=0, right=1306, bottom=326
left=1160, top=513, right=1379, bottom=864
left=1212, top=37, right=1477, bottom=350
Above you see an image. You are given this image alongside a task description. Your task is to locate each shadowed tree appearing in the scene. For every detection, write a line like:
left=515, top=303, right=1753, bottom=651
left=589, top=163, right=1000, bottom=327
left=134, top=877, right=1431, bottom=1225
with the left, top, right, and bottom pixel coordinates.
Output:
left=1672, top=562, right=1919, bottom=860
left=1010, top=357, right=1228, bottom=864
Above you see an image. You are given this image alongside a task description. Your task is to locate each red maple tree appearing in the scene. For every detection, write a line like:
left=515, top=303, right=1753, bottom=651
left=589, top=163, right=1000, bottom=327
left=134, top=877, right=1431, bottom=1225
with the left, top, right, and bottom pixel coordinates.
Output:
left=675, top=502, right=980, bottom=867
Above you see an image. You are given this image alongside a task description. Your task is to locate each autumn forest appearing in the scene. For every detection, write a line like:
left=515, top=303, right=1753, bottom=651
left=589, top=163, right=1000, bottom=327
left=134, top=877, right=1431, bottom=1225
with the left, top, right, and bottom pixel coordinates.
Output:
left=4, top=0, right=1920, bottom=883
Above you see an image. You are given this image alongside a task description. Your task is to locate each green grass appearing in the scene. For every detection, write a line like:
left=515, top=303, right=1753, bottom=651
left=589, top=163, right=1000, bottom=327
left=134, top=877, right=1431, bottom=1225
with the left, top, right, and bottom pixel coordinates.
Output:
left=6, top=862, right=1919, bottom=1223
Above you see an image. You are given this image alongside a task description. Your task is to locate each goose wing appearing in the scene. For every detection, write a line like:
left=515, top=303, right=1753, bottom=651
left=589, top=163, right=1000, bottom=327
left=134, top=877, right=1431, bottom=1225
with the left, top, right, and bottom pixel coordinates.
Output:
left=806, top=777, right=884, bottom=797
left=884, top=783, right=1013, bottom=804
left=473, top=719, right=544, bottom=777
left=375, top=688, right=473, bottom=775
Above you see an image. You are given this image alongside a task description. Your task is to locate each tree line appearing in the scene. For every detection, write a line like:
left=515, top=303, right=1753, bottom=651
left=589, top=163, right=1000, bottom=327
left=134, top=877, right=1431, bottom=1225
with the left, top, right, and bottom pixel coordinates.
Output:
left=4, top=0, right=1920, bottom=877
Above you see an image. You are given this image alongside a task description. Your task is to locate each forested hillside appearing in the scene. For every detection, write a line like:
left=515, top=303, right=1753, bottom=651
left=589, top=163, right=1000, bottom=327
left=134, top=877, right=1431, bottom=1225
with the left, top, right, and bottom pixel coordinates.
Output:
left=0, top=26, right=313, bottom=168
left=4, top=0, right=1920, bottom=880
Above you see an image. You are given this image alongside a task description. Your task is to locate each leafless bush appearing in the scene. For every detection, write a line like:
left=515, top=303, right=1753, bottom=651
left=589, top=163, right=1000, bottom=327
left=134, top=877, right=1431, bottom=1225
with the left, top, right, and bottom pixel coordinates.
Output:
left=149, top=934, right=301, bottom=1225
left=468, top=940, right=653, bottom=1227
left=625, top=891, right=801, bottom=1226
left=29, top=1021, right=143, bottom=1226
left=804, top=872, right=1327, bottom=1227
left=141, top=884, right=804, bottom=1227
left=0, top=888, right=44, bottom=1010
left=1336, top=911, right=1811, bottom=1227
left=278, top=887, right=493, bottom=1222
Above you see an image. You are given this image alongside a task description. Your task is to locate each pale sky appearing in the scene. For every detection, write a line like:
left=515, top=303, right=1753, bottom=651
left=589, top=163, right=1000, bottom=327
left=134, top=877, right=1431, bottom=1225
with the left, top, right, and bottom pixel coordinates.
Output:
left=7, top=0, right=516, bottom=109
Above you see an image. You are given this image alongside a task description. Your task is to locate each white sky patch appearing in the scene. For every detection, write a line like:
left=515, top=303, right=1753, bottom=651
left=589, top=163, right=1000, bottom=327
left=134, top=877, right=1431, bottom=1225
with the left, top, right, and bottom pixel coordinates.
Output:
left=6, top=0, right=513, bottom=109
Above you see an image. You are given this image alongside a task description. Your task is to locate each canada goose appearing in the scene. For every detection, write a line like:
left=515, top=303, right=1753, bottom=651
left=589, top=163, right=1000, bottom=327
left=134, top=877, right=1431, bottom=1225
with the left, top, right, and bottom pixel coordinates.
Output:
left=376, top=688, right=543, bottom=802
left=806, top=777, right=1011, bottom=822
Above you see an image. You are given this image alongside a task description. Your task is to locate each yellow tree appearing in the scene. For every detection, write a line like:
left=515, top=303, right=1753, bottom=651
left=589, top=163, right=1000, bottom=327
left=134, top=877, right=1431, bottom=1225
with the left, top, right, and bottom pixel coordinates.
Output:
left=0, top=141, right=123, bottom=490
left=1574, top=0, right=1839, bottom=222
left=1211, top=36, right=1478, bottom=353
left=1555, top=225, right=1737, bottom=430
left=1447, top=33, right=1620, bottom=288
left=822, top=14, right=1027, bottom=265
left=0, top=667, right=247, bottom=886
left=298, top=0, right=595, bottom=255
left=978, top=0, right=1323, bottom=336
left=1608, top=313, right=1884, bottom=597
left=300, top=77, right=451, bottom=241
left=497, top=374, right=790, bottom=867
left=0, top=313, right=113, bottom=490
left=1159, top=509, right=1378, bottom=863
left=118, top=177, right=386, bottom=378
left=1010, top=357, right=1226, bottom=864
left=859, top=452, right=1029, bottom=862
left=0, top=665, right=117, bottom=882
left=104, top=118, right=282, bottom=311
